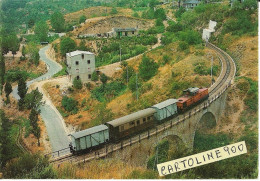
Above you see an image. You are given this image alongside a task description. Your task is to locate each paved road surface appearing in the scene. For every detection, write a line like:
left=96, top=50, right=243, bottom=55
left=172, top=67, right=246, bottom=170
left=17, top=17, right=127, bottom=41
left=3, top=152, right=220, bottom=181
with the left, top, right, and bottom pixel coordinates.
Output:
left=12, top=45, right=71, bottom=154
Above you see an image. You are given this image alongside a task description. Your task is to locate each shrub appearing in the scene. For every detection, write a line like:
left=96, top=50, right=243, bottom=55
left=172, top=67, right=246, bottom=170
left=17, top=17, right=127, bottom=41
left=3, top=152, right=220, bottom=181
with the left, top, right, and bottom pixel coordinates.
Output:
left=91, top=81, right=126, bottom=102
left=178, top=41, right=189, bottom=51
left=73, top=77, right=83, bottom=89
left=179, top=30, right=202, bottom=45
left=139, top=56, right=159, bottom=81
left=60, top=37, right=76, bottom=57
left=61, top=96, right=78, bottom=114
left=128, top=75, right=142, bottom=93
left=79, top=15, right=86, bottom=24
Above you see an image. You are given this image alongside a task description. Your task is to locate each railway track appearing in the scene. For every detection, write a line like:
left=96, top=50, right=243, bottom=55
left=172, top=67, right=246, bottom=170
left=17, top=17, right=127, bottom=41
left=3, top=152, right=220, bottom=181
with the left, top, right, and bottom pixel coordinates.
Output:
left=49, top=43, right=236, bottom=166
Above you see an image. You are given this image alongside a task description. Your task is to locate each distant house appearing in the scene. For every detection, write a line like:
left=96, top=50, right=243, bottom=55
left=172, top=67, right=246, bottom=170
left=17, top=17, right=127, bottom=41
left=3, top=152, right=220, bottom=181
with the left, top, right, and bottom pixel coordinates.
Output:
left=108, top=28, right=138, bottom=38
left=183, top=0, right=202, bottom=9
left=66, top=50, right=95, bottom=83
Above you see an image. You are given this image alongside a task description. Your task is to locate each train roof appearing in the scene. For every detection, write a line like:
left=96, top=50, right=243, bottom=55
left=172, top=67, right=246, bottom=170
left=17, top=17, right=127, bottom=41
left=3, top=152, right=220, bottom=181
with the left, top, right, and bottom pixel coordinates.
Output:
left=152, top=99, right=178, bottom=110
left=106, top=108, right=156, bottom=127
left=70, top=125, right=108, bottom=139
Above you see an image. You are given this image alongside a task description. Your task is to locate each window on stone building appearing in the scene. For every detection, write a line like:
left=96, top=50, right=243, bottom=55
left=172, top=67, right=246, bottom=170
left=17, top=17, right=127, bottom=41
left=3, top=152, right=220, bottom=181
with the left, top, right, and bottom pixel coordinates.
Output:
left=88, top=60, right=91, bottom=64
left=88, top=74, right=91, bottom=79
left=81, top=54, right=84, bottom=59
left=76, top=61, right=79, bottom=65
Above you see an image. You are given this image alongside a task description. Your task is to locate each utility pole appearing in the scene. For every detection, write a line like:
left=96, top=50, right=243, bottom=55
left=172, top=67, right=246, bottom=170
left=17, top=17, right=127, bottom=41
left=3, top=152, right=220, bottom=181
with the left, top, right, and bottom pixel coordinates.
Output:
left=136, top=72, right=138, bottom=100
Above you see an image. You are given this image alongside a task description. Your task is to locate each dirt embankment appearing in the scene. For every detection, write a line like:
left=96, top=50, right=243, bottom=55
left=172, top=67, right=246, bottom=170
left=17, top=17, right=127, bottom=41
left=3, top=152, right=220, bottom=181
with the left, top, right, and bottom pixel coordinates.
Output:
left=74, top=16, right=154, bottom=35
left=65, top=6, right=133, bottom=25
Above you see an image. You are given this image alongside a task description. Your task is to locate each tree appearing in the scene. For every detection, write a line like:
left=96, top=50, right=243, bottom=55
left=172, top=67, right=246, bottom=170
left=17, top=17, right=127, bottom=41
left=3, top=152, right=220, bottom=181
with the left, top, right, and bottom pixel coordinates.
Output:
left=100, top=73, right=108, bottom=85
left=21, top=45, right=26, bottom=57
left=154, top=8, right=166, bottom=20
left=50, top=12, right=65, bottom=32
left=4, top=81, right=12, bottom=103
left=60, top=37, right=76, bottom=57
left=79, top=15, right=86, bottom=24
left=26, top=42, right=40, bottom=66
left=18, top=77, right=27, bottom=110
left=0, top=54, right=5, bottom=95
left=178, top=41, right=189, bottom=51
left=91, top=71, right=98, bottom=82
left=139, top=56, right=159, bottom=81
left=8, top=33, right=19, bottom=58
left=35, top=20, right=49, bottom=42
left=73, top=77, right=83, bottom=89
left=28, top=18, right=35, bottom=28
left=4, top=153, right=57, bottom=178
left=128, top=74, right=142, bottom=93
left=24, top=88, right=44, bottom=111
left=29, top=108, right=41, bottom=146
left=78, top=40, right=87, bottom=51
left=0, top=109, right=13, bottom=167
left=61, top=96, right=78, bottom=114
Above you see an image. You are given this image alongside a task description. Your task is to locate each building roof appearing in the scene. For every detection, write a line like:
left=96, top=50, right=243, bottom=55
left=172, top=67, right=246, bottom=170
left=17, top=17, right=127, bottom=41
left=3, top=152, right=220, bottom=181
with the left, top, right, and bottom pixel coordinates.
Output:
left=70, top=125, right=108, bottom=139
left=66, top=50, right=94, bottom=57
left=106, top=108, right=156, bottom=127
left=152, top=99, right=178, bottom=110
left=183, top=0, right=201, bottom=4
left=113, top=28, right=137, bottom=32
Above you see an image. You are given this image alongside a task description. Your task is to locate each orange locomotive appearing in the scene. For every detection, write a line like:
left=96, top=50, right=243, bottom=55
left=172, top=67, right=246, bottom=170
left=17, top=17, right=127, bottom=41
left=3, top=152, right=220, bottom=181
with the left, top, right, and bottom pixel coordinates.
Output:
left=177, top=87, right=209, bottom=113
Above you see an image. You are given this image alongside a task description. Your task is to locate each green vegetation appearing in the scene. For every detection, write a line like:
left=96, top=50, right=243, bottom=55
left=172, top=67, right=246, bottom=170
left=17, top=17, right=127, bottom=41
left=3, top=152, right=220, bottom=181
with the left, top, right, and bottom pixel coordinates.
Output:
left=73, top=77, right=83, bottom=90
left=61, top=96, right=79, bottom=114
left=91, top=81, right=126, bottom=102
left=4, top=153, right=57, bottom=178
left=60, top=37, right=77, bottom=57
left=79, top=15, right=87, bottom=24
left=1, top=0, right=101, bottom=32
left=193, top=62, right=219, bottom=76
left=35, top=21, right=49, bottom=42
left=94, top=36, right=153, bottom=67
left=26, top=42, right=40, bottom=66
left=51, top=12, right=65, bottom=32
left=139, top=56, right=159, bottom=81
left=0, top=54, right=5, bottom=95
left=237, top=77, right=258, bottom=111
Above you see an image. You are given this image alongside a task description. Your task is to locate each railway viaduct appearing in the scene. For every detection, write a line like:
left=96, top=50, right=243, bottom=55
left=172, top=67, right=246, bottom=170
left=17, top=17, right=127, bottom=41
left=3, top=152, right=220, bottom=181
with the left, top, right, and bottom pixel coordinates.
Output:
left=50, top=42, right=236, bottom=165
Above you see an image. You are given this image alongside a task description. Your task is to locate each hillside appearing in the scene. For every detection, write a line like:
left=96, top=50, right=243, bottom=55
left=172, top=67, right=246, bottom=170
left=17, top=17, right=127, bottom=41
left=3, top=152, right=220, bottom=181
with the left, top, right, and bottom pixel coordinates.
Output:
left=73, top=15, right=154, bottom=35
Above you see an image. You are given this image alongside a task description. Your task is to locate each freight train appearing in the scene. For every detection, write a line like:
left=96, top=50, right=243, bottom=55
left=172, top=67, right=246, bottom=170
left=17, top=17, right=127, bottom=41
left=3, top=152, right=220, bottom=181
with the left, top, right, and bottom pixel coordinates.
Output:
left=69, top=87, right=209, bottom=154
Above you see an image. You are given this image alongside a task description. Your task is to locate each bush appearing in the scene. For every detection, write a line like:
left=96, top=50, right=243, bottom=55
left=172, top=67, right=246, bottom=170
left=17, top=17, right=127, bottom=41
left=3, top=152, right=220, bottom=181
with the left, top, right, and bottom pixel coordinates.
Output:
left=128, top=75, right=142, bottom=93
left=79, top=15, right=86, bottom=24
left=60, top=37, right=76, bottom=57
left=61, top=96, right=78, bottom=114
left=73, top=77, right=83, bottom=89
left=178, top=41, right=189, bottom=51
left=179, top=30, right=202, bottom=45
left=91, top=81, right=126, bottom=102
left=139, top=56, right=159, bottom=81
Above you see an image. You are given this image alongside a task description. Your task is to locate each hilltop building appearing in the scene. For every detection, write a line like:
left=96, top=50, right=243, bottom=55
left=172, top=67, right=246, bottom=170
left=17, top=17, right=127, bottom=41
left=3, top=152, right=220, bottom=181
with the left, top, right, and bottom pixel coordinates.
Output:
left=182, top=0, right=202, bottom=9
left=108, top=27, right=138, bottom=38
left=66, top=50, right=95, bottom=83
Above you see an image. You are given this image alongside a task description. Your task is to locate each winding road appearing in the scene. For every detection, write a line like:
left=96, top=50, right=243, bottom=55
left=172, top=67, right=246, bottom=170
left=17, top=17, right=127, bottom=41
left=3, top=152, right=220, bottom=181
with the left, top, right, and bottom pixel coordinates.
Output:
left=12, top=45, right=71, bottom=155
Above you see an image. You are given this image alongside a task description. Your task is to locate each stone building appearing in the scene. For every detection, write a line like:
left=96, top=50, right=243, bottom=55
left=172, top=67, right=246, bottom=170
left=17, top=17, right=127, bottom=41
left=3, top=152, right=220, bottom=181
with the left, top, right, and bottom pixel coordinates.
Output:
left=66, top=50, right=95, bottom=83
left=108, top=28, right=138, bottom=38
